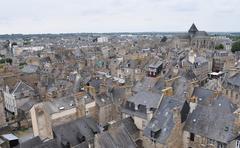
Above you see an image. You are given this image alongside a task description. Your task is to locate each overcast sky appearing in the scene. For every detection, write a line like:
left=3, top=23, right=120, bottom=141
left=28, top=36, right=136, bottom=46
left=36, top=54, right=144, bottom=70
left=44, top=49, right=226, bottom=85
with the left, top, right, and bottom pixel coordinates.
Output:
left=0, top=0, right=239, bottom=34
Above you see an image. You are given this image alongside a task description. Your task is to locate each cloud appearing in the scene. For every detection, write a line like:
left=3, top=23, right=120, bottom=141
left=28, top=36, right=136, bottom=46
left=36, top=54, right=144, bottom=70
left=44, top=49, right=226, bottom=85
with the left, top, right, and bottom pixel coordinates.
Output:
left=0, top=0, right=239, bottom=34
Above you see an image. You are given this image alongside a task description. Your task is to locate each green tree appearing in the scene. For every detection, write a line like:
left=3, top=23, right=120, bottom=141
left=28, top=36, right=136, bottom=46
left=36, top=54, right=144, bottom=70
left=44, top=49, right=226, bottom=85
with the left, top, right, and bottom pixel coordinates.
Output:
left=0, top=59, right=6, bottom=64
left=161, top=36, right=167, bottom=42
left=215, top=44, right=224, bottom=50
left=231, top=40, right=240, bottom=53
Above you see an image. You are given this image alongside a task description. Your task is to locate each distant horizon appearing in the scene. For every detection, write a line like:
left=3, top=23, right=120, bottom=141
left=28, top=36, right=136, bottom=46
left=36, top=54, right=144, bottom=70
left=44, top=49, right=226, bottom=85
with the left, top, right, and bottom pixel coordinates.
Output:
left=0, top=31, right=240, bottom=36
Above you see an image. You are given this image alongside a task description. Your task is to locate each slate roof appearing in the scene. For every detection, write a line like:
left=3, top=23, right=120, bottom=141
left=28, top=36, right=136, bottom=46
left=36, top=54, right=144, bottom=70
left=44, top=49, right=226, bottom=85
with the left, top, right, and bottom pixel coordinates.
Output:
left=191, top=87, right=215, bottom=106
left=124, top=59, right=141, bottom=69
left=96, top=93, right=113, bottom=107
left=72, top=141, right=88, bottom=148
left=226, top=73, right=240, bottom=87
left=128, top=91, right=162, bottom=109
left=96, top=132, right=115, bottom=148
left=194, top=56, right=208, bottom=65
left=185, top=24, right=209, bottom=38
left=34, top=139, right=59, bottom=148
left=96, top=126, right=136, bottom=148
left=172, top=77, right=188, bottom=97
left=152, top=79, right=165, bottom=94
left=144, top=96, right=187, bottom=144
left=88, top=78, right=102, bottom=92
left=43, top=96, right=75, bottom=115
left=111, top=87, right=126, bottom=104
left=188, top=23, right=198, bottom=34
left=184, top=69, right=197, bottom=81
left=122, top=90, right=162, bottom=119
left=115, top=117, right=139, bottom=137
left=11, top=81, right=34, bottom=95
left=176, top=33, right=191, bottom=40
left=149, top=60, right=163, bottom=69
left=21, top=65, right=39, bottom=74
left=193, top=31, right=209, bottom=38
left=184, top=95, right=238, bottom=144
left=53, top=117, right=100, bottom=148
left=132, top=77, right=159, bottom=93
left=19, top=99, right=40, bottom=112
left=15, top=136, right=42, bottom=148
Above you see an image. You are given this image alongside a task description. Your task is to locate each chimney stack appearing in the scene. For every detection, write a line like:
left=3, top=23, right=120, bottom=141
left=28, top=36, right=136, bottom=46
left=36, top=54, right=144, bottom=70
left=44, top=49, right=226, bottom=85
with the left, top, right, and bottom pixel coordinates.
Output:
left=172, top=106, right=181, bottom=124
left=74, top=92, right=86, bottom=118
left=162, top=87, right=173, bottom=96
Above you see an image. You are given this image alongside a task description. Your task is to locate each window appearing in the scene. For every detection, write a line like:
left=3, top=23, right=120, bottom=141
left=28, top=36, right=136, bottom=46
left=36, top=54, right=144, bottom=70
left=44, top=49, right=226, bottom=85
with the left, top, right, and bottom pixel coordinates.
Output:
left=207, top=139, right=215, bottom=145
left=217, top=142, right=225, bottom=148
left=190, top=133, right=195, bottom=141
left=236, top=140, right=240, bottom=148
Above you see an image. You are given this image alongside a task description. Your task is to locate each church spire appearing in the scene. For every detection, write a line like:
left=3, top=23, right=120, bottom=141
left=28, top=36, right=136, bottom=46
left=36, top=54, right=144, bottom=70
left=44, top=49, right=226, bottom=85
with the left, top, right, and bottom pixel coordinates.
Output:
left=188, top=23, right=198, bottom=34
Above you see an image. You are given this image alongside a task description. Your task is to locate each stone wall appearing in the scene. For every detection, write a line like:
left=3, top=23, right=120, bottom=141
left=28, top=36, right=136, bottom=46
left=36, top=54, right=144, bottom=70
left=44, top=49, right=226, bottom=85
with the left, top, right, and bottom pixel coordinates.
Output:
left=0, top=95, right=6, bottom=127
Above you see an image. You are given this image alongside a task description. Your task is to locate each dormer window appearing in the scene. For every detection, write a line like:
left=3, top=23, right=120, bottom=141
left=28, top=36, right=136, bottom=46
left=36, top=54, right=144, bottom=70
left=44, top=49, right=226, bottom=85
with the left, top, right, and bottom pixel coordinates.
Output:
left=138, top=104, right=147, bottom=113
left=151, top=129, right=161, bottom=139
left=126, top=101, right=135, bottom=111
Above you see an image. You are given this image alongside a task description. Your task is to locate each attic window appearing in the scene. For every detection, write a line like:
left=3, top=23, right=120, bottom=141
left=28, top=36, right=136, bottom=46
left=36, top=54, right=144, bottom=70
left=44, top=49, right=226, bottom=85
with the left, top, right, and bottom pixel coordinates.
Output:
left=224, top=126, right=229, bottom=131
left=151, top=129, right=161, bottom=139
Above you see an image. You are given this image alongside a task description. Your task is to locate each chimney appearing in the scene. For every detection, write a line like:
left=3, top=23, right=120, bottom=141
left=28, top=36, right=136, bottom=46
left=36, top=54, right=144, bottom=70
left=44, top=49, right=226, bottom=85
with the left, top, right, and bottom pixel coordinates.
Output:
left=74, top=92, right=86, bottom=118
left=99, top=78, right=109, bottom=94
left=189, top=96, right=197, bottom=113
left=189, top=96, right=197, bottom=103
left=187, top=84, right=195, bottom=100
left=234, top=109, right=240, bottom=125
left=172, top=106, right=181, bottom=125
left=162, top=87, right=173, bottom=96
left=208, top=91, right=219, bottom=105
left=233, top=108, right=240, bottom=135
left=85, top=86, right=96, bottom=99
